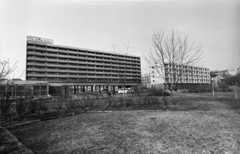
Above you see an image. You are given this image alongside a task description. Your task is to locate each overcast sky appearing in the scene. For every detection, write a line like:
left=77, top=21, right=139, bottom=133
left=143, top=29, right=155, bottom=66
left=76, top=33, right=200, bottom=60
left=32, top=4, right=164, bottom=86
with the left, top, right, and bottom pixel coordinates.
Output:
left=0, top=0, right=240, bottom=79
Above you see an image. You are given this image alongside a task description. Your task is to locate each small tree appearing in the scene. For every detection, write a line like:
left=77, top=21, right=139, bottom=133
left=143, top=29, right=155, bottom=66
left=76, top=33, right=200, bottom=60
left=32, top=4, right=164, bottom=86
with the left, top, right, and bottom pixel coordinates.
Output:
left=0, top=60, right=17, bottom=119
left=112, top=41, right=134, bottom=108
left=146, top=29, right=203, bottom=104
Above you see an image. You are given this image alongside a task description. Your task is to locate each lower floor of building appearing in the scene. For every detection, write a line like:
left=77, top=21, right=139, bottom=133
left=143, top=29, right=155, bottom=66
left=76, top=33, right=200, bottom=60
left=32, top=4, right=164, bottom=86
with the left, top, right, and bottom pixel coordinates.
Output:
left=0, top=80, right=140, bottom=97
left=151, top=83, right=211, bottom=90
left=49, top=85, right=134, bottom=96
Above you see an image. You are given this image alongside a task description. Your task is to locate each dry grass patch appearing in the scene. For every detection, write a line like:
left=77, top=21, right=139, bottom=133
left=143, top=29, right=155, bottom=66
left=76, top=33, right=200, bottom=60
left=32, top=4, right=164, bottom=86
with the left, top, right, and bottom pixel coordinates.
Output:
left=8, top=100, right=240, bottom=154
left=135, top=109, right=240, bottom=153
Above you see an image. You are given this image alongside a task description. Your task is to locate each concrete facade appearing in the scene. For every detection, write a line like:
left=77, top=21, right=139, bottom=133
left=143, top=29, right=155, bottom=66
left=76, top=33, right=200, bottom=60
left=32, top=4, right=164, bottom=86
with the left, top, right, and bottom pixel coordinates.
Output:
left=26, top=36, right=141, bottom=95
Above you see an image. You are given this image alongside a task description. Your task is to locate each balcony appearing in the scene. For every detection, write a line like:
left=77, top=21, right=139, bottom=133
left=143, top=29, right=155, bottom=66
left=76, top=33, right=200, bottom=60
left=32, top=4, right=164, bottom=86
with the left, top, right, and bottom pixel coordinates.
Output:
left=28, top=49, right=140, bottom=66
left=27, top=45, right=140, bottom=62
left=28, top=46, right=47, bottom=52
left=57, top=48, right=140, bottom=62
left=27, top=62, right=140, bottom=73
left=47, top=48, right=58, bottom=52
left=27, top=57, right=47, bottom=62
left=26, top=72, right=140, bottom=80
left=68, top=55, right=139, bottom=65
left=57, top=54, right=69, bottom=58
left=43, top=58, right=140, bottom=69
left=26, top=73, right=48, bottom=77
left=27, top=51, right=47, bottom=56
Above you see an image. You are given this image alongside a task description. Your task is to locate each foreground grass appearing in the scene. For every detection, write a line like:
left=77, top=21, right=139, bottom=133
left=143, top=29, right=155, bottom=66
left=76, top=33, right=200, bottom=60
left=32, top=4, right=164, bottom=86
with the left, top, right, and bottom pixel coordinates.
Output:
left=9, top=95, right=240, bottom=154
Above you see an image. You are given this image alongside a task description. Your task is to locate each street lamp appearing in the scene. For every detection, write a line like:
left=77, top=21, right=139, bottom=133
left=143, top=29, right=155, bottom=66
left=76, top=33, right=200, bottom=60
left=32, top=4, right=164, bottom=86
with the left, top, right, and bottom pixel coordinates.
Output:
left=210, top=72, right=217, bottom=96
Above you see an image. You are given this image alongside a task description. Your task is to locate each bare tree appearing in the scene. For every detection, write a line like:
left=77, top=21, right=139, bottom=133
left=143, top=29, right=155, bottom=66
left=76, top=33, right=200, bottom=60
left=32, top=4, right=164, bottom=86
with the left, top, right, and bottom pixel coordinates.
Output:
left=0, top=59, right=17, bottom=97
left=112, top=40, right=134, bottom=107
left=0, top=59, right=17, bottom=80
left=145, top=29, right=203, bottom=104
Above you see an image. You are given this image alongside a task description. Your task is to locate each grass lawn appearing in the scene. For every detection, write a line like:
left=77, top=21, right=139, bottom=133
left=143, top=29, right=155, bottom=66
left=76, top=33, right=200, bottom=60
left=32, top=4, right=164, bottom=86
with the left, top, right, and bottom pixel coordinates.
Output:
left=8, top=93, right=240, bottom=154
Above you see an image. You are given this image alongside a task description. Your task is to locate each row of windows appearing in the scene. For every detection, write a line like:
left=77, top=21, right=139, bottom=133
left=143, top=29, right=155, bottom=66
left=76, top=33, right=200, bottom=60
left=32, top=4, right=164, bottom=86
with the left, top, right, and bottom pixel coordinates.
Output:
left=27, top=71, right=140, bottom=75
left=27, top=62, right=141, bottom=71
left=27, top=77, right=141, bottom=82
left=151, top=74, right=209, bottom=78
left=27, top=72, right=140, bottom=78
left=165, top=70, right=210, bottom=74
left=164, top=75, right=210, bottom=78
left=165, top=79, right=210, bottom=82
left=27, top=67, right=140, bottom=74
left=165, top=72, right=210, bottom=76
left=152, top=79, right=210, bottom=83
left=27, top=61, right=140, bottom=69
left=27, top=43, right=140, bottom=60
left=27, top=50, right=140, bottom=63
left=163, top=64, right=209, bottom=72
left=27, top=56, right=140, bottom=67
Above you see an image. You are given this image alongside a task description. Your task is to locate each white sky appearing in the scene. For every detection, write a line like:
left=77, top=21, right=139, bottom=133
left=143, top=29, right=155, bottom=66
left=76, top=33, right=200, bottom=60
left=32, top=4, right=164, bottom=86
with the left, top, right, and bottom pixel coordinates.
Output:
left=0, top=0, right=240, bottom=79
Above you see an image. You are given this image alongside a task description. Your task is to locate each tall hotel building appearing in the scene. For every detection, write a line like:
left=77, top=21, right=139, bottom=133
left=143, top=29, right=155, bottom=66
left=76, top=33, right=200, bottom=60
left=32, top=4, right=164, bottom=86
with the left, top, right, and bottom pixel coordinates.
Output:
left=26, top=36, right=141, bottom=95
left=151, top=63, right=211, bottom=89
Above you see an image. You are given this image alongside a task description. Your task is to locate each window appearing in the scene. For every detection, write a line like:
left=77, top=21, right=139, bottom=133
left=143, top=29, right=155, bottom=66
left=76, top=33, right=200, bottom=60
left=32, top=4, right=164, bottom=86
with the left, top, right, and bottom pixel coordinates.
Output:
left=153, top=80, right=155, bottom=82
left=152, top=66, right=154, bottom=69
left=152, top=71, right=154, bottom=73
left=152, top=75, right=154, bottom=78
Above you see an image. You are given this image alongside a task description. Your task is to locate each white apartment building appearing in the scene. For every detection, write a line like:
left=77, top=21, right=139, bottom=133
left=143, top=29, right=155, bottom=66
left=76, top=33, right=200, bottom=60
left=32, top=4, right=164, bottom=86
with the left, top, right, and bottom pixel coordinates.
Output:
left=141, top=73, right=151, bottom=88
left=150, top=63, right=211, bottom=89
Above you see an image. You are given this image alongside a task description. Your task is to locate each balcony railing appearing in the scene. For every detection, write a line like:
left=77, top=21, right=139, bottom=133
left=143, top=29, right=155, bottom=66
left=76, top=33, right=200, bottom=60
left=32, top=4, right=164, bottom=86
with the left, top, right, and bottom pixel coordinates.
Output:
left=27, top=46, right=140, bottom=62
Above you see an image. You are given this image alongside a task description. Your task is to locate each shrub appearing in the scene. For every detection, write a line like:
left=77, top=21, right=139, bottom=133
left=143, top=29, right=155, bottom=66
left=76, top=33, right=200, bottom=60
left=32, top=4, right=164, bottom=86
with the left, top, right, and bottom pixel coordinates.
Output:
left=162, top=96, right=168, bottom=107
left=37, top=98, right=48, bottom=114
left=134, top=97, right=143, bottom=106
left=125, top=97, right=133, bottom=106
left=0, top=98, right=11, bottom=120
left=142, top=96, right=161, bottom=104
left=149, top=96, right=160, bottom=104
left=28, top=98, right=38, bottom=113
left=108, top=97, right=118, bottom=107
left=181, top=89, right=188, bottom=93
left=66, top=96, right=77, bottom=110
left=148, top=88, right=170, bottom=96
left=85, top=94, right=95, bottom=109
left=16, top=98, right=29, bottom=119
left=187, top=85, right=212, bottom=93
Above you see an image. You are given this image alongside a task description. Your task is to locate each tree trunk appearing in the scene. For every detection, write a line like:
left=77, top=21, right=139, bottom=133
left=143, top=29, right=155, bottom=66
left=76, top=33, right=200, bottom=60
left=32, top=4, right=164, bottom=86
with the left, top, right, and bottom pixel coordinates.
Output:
left=170, top=90, right=174, bottom=105
left=123, top=84, right=126, bottom=108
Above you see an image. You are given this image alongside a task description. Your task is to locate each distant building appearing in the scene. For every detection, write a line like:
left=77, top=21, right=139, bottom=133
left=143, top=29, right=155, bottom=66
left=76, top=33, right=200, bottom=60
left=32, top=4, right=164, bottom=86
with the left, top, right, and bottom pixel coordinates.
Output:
left=227, top=68, right=238, bottom=76
left=0, top=79, right=49, bottom=98
left=150, top=63, right=211, bottom=89
left=213, top=70, right=228, bottom=77
left=26, top=36, right=141, bottom=95
left=141, top=73, right=151, bottom=88
left=213, top=66, right=240, bottom=77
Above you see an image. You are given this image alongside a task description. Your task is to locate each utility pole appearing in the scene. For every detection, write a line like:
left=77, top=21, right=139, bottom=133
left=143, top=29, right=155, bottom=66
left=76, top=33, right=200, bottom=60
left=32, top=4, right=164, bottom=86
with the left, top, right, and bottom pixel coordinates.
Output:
left=212, top=77, right=215, bottom=96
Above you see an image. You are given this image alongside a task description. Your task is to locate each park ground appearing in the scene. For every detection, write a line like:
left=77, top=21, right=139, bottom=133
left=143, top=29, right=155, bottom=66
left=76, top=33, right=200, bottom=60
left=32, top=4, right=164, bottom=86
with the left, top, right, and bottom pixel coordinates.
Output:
left=2, top=92, right=240, bottom=154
